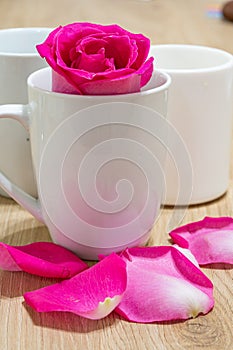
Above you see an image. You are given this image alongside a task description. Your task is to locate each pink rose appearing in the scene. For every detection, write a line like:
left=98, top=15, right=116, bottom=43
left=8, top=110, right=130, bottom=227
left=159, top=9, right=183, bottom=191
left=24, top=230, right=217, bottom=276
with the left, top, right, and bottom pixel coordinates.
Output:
left=37, top=22, right=154, bottom=95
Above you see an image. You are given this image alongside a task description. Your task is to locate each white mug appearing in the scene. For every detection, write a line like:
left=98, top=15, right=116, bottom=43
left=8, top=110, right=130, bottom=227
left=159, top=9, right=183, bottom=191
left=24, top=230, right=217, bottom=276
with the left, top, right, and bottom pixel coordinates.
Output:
left=0, top=67, right=171, bottom=259
left=0, top=27, right=51, bottom=197
left=150, top=44, right=233, bottom=205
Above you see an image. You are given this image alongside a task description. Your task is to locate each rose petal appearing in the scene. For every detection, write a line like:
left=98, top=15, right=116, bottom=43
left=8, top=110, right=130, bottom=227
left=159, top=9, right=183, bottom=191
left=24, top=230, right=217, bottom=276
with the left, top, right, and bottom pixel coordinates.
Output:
left=56, top=25, right=103, bottom=68
left=78, top=73, right=142, bottom=95
left=173, top=245, right=199, bottom=267
left=72, top=51, right=113, bottom=73
left=104, top=35, right=133, bottom=69
left=115, top=246, right=214, bottom=323
left=129, top=34, right=151, bottom=69
left=137, top=57, right=154, bottom=87
left=76, top=37, right=107, bottom=57
left=169, top=216, right=233, bottom=265
left=24, top=253, right=127, bottom=320
left=0, top=242, right=88, bottom=278
left=52, top=70, right=82, bottom=94
left=102, top=25, right=151, bottom=69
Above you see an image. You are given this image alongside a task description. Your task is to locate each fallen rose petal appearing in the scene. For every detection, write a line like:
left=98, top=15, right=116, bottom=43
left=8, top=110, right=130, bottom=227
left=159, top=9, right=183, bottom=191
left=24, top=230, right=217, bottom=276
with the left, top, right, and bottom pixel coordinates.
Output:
left=24, top=253, right=127, bottom=320
left=0, top=242, right=88, bottom=278
left=115, top=246, right=214, bottom=323
left=173, top=245, right=199, bottom=267
left=169, top=216, right=233, bottom=265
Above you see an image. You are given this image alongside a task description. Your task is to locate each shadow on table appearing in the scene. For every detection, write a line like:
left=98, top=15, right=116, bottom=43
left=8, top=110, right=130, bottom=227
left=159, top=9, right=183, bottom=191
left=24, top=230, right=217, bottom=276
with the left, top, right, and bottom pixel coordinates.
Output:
left=0, top=269, right=60, bottom=297
left=1, top=266, right=118, bottom=333
left=23, top=301, right=118, bottom=333
left=1, top=221, right=50, bottom=245
left=203, top=263, right=233, bottom=270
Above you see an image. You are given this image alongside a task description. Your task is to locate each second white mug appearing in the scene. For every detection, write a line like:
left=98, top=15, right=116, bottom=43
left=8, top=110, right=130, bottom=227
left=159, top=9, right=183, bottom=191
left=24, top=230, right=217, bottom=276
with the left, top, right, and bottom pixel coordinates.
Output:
left=0, top=27, right=52, bottom=197
left=150, top=44, right=233, bottom=205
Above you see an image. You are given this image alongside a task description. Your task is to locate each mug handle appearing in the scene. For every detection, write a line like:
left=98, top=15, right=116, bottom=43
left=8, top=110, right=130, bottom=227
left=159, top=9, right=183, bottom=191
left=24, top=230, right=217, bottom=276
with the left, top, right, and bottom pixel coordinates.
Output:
left=0, top=104, right=44, bottom=223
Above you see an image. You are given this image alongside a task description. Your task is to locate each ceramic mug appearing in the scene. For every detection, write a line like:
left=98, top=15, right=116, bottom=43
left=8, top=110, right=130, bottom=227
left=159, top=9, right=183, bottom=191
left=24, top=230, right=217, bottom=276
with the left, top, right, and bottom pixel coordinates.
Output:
left=150, top=44, right=233, bottom=205
left=0, top=67, right=172, bottom=259
left=0, top=27, right=52, bottom=197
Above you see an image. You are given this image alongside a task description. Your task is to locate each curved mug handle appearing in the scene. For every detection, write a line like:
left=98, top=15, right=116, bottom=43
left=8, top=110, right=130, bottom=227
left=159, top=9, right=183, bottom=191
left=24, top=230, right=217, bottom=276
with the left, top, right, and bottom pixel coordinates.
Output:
left=0, top=104, right=44, bottom=222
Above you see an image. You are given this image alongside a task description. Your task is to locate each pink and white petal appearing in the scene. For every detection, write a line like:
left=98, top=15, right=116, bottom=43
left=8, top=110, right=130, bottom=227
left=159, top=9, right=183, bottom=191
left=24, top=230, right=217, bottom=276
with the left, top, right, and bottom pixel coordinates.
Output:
left=52, top=70, right=82, bottom=94
left=173, top=245, right=199, bottom=267
left=52, top=68, right=141, bottom=95
left=116, top=266, right=212, bottom=322
left=115, top=246, right=214, bottom=323
left=59, top=65, right=135, bottom=92
left=169, top=216, right=233, bottom=265
left=24, top=253, right=127, bottom=320
left=0, top=242, right=88, bottom=278
left=78, top=73, right=141, bottom=95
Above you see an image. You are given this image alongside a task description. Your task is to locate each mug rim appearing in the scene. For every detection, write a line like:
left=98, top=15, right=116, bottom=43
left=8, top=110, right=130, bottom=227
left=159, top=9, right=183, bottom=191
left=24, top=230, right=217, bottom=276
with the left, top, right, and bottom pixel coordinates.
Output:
left=150, top=44, right=233, bottom=73
left=0, top=27, right=52, bottom=57
left=27, top=67, right=171, bottom=98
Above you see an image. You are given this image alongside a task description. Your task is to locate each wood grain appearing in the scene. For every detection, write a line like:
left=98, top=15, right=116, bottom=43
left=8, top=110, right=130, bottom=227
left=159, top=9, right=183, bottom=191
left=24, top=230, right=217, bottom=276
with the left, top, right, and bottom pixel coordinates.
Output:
left=0, top=0, right=233, bottom=349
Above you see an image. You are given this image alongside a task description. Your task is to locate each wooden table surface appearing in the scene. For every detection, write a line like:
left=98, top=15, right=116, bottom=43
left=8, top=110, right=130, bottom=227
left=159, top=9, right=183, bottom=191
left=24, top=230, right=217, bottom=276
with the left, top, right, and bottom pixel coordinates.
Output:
left=0, top=0, right=232, bottom=349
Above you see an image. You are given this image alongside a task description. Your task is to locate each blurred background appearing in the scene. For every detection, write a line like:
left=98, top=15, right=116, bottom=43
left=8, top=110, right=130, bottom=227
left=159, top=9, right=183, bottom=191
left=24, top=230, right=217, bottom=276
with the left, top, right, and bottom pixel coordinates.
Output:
left=0, top=0, right=232, bottom=52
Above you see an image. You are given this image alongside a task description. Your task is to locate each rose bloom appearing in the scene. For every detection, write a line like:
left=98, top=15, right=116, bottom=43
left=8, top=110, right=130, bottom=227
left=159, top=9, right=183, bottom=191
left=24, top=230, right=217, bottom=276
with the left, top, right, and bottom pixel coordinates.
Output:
left=37, top=22, right=154, bottom=95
